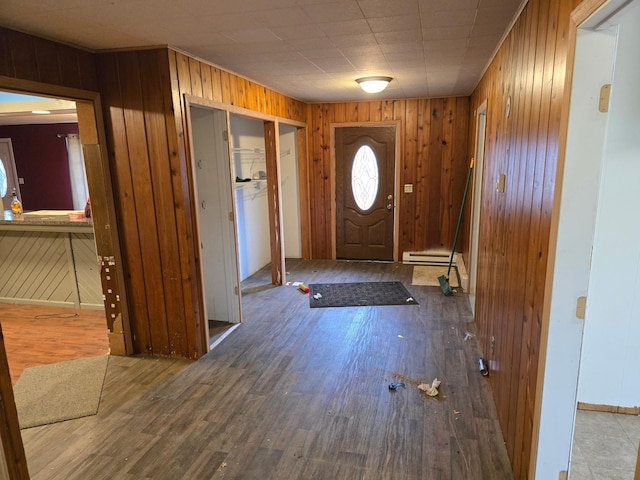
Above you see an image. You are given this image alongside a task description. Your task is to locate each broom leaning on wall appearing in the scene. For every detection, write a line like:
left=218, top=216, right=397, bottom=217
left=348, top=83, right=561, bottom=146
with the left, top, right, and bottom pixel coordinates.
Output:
left=438, top=157, right=474, bottom=296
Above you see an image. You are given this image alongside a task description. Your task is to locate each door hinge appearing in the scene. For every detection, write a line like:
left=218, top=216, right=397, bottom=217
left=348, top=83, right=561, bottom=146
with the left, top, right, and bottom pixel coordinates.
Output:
left=599, top=84, right=611, bottom=112
left=229, top=211, right=234, bottom=222
left=223, top=130, right=229, bottom=142
left=576, top=296, right=587, bottom=320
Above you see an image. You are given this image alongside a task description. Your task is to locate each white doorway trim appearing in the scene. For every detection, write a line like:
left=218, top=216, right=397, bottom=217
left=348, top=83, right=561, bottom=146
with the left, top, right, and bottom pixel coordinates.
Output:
left=468, top=100, right=487, bottom=314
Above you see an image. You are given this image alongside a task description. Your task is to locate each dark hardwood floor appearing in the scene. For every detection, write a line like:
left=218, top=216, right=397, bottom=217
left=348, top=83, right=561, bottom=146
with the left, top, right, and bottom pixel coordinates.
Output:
left=19, top=259, right=513, bottom=479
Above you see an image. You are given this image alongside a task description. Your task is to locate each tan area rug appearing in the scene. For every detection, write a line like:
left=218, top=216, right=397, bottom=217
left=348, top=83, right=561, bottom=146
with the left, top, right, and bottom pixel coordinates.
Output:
left=13, top=355, right=109, bottom=429
left=412, top=266, right=460, bottom=288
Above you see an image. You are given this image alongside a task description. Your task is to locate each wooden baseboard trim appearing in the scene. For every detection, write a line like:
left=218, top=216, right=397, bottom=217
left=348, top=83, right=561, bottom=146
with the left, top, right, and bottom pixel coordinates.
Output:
left=577, top=402, right=640, bottom=415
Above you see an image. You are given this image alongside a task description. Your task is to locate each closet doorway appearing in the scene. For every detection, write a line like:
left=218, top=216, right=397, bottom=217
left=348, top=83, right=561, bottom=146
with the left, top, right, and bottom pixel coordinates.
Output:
left=187, top=97, right=309, bottom=332
left=188, top=105, right=242, bottom=348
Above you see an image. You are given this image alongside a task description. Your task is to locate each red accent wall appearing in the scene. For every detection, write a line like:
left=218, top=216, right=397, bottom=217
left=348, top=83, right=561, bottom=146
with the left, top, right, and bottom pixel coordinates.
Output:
left=0, top=123, right=79, bottom=211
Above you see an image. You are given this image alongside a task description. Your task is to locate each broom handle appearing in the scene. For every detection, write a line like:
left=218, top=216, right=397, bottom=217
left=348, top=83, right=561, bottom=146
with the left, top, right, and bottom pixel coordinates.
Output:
left=446, top=158, right=475, bottom=276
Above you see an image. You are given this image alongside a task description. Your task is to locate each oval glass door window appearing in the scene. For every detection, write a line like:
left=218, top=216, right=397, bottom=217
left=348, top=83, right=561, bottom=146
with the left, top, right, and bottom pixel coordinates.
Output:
left=0, top=159, right=7, bottom=198
left=351, top=145, right=379, bottom=211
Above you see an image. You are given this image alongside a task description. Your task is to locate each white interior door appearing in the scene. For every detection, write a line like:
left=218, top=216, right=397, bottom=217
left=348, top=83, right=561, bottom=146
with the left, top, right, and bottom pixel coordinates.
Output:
left=189, top=105, right=242, bottom=331
left=0, top=139, right=20, bottom=211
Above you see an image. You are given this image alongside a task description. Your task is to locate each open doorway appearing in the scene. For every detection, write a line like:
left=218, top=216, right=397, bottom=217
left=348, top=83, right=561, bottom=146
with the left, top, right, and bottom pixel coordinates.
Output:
left=188, top=105, right=242, bottom=349
left=568, top=2, right=640, bottom=477
left=536, top=1, right=640, bottom=477
left=230, top=115, right=304, bottom=291
left=186, top=100, right=307, bottom=329
left=280, top=123, right=302, bottom=261
left=230, top=114, right=271, bottom=284
left=0, top=90, right=109, bottom=382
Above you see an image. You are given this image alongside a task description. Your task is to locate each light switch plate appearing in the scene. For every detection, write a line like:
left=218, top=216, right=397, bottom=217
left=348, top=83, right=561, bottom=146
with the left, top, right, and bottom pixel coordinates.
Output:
left=404, top=184, right=413, bottom=193
left=496, top=173, right=506, bottom=193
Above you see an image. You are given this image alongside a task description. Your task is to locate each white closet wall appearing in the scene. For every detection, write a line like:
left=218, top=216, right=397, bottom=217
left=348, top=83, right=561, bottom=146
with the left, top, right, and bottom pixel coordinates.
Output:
left=230, top=115, right=270, bottom=281
left=279, top=124, right=301, bottom=259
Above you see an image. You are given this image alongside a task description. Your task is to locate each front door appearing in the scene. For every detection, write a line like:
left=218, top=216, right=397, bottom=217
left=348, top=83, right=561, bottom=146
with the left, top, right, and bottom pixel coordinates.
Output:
left=335, top=126, right=395, bottom=260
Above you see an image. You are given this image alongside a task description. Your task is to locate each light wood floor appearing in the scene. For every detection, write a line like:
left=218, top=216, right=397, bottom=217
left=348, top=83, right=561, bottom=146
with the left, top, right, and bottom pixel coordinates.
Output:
left=0, top=303, right=110, bottom=385
left=18, top=260, right=514, bottom=479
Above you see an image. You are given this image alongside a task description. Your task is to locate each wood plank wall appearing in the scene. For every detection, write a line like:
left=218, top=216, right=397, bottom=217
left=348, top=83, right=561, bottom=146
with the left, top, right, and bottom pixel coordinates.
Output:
left=168, top=51, right=306, bottom=121
left=0, top=27, right=98, bottom=92
left=97, top=49, right=200, bottom=358
left=469, top=0, right=581, bottom=477
left=307, top=98, right=469, bottom=259
left=97, top=48, right=306, bottom=359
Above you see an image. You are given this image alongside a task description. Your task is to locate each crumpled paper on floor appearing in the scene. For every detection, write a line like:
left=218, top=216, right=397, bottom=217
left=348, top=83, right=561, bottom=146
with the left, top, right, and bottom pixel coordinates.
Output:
left=418, top=378, right=441, bottom=396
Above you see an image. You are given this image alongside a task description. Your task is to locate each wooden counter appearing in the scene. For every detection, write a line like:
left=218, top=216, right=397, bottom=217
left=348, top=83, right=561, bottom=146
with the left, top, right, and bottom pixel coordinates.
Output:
left=0, top=210, right=104, bottom=309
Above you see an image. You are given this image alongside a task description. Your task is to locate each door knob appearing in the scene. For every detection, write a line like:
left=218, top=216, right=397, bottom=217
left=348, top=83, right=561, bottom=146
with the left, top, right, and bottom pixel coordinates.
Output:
left=386, top=203, right=392, bottom=211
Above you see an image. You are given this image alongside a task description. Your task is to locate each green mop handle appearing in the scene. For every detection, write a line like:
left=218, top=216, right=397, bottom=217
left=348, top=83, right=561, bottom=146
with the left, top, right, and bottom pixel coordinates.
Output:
left=446, top=158, right=475, bottom=277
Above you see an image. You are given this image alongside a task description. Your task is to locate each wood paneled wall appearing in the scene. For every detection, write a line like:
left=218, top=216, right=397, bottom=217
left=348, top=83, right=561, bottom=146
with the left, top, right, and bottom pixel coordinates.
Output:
left=307, top=98, right=469, bottom=259
left=169, top=51, right=306, bottom=122
left=469, top=0, right=581, bottom=477
left=0, top=27, right=97, bottom=92
left=97, top=49, right=199, bottom=358
left=97, top=48, right=306, bottom=359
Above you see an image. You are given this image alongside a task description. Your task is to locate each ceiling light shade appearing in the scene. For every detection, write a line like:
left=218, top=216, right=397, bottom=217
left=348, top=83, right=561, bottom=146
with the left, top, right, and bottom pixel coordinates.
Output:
left=356, top=76, right=392, bottom=94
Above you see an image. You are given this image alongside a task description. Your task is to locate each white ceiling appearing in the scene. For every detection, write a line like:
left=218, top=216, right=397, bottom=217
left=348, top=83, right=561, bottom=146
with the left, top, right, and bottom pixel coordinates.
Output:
left=0, top=93, right=77, bottom=126
left=0, top=0, right=525, bottom=102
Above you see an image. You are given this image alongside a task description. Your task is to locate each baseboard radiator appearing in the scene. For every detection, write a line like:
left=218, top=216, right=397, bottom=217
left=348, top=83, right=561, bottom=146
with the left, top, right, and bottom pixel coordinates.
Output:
left=402, top=250, right=469, bottom=292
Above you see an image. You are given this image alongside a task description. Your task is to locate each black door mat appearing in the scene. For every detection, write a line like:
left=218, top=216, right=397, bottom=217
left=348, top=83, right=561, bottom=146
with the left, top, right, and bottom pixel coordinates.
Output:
left=308, top=281, right=418, bottom=308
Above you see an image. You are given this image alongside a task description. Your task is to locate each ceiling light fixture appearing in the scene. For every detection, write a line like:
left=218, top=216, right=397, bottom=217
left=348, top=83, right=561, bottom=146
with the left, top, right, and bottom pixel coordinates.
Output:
left=31, top=110, right=51, bottom=114
left=356, top=76, right=392, bottom=94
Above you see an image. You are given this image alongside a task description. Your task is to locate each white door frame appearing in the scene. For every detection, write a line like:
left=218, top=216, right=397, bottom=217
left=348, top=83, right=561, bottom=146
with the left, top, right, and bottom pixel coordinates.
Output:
left=468, top=101, right=487, bottom=314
